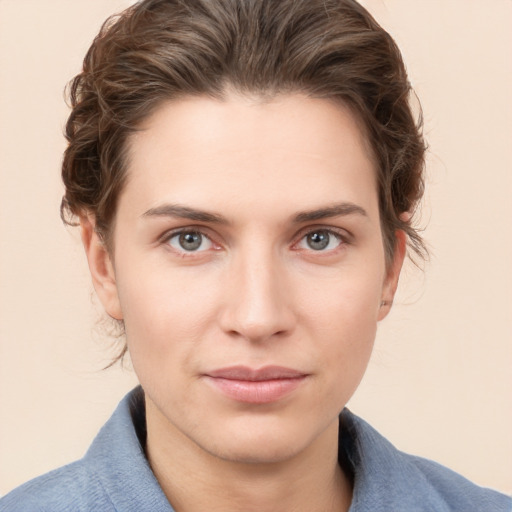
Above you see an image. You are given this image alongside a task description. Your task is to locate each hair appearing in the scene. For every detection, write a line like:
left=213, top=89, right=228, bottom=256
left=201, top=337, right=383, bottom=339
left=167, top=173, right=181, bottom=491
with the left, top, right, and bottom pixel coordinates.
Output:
left=61, top=0, right=427, bottom=361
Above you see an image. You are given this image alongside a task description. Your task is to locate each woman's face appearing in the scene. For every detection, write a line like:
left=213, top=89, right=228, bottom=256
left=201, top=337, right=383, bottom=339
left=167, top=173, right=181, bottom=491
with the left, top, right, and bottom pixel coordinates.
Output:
left=86, top=94, right=404, bottom=464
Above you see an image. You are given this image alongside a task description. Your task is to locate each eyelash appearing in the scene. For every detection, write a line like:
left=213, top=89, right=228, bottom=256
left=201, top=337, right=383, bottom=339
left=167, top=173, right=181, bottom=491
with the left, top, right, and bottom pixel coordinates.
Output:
left=160, top=228, right=219, bottom=257
left=160, top=226, right=350, bottom=257
left=293, top=227, right=350, bottom=254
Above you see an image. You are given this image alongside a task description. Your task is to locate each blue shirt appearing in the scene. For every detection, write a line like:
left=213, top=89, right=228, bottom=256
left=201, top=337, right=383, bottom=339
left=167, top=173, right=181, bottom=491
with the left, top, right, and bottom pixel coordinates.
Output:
left=1, top=387, right=510, bottom=511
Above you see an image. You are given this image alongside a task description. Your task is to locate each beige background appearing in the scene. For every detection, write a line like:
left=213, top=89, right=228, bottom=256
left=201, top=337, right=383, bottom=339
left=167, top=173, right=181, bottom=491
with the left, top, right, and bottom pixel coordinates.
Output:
left=0, top=0, right=511, bottom=496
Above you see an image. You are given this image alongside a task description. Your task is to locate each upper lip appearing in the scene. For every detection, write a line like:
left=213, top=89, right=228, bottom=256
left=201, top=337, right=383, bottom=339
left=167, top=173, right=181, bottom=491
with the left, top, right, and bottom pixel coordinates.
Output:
left=205, top=365, right=307, bottom=381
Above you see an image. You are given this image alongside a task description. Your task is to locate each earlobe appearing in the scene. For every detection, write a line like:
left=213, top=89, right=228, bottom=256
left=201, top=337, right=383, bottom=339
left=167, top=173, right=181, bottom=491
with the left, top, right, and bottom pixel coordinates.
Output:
left=80, top=216, right=123, bottom=320
left=377, top=229, right=407, bottom=321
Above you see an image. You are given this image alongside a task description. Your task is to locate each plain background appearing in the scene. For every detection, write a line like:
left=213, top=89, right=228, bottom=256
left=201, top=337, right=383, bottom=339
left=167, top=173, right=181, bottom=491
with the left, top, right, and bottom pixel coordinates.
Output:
left=0, top=0, right=511, bottom=496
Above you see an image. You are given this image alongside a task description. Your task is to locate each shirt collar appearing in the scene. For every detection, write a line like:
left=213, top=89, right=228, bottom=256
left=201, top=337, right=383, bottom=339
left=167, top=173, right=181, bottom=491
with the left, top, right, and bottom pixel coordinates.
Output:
left=84, top=387, right=174, bottom=511
left=340, top=410, right=451, bottom=511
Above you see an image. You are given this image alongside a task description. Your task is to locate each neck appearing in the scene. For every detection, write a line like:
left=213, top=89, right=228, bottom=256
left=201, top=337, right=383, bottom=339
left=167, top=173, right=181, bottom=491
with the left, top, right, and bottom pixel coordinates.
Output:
left=145, top=399, right=352, bottom=512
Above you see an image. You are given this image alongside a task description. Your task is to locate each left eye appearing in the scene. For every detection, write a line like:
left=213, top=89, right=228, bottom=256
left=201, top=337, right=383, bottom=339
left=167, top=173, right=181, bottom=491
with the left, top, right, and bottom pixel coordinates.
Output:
left=297, top=229, right=343, bottom=251
left=167, top=231, right=213, bottom=252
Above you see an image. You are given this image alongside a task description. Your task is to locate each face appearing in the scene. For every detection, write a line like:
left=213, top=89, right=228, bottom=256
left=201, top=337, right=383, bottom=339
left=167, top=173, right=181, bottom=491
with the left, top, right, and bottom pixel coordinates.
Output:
left=84, top=94, right=404, bottom=465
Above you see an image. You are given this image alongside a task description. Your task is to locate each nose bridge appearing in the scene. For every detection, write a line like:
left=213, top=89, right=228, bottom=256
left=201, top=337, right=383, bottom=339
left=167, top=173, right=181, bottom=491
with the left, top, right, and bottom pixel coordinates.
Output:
left=220, top=240, right=294, bottom=342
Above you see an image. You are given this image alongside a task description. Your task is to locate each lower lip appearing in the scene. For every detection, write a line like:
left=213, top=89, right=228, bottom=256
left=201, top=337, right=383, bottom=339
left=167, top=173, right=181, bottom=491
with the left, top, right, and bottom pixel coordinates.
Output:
left=205, top=376, right=307, bottom=404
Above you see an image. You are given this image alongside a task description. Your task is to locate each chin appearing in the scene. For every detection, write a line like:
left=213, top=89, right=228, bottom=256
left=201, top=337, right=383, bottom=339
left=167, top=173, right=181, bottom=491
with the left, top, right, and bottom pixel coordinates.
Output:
left=207, top=436, right=304, bottom=466
left=196, top=414, right=323, bottom=465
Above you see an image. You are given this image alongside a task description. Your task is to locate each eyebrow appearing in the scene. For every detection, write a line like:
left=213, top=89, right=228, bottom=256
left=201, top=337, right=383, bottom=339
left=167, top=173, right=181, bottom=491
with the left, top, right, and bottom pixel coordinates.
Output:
left=292, top=202, right=368, bottom=223
left=142, top=204, right=230, bottom=224
left=141, top=201, right=367, bottom=224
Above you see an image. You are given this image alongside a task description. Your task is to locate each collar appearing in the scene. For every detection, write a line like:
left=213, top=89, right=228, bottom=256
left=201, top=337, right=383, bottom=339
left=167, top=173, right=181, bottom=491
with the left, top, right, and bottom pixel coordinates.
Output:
left=84, top=387, right=174, bottom=511
left=339, top=410, right=451, bottom=511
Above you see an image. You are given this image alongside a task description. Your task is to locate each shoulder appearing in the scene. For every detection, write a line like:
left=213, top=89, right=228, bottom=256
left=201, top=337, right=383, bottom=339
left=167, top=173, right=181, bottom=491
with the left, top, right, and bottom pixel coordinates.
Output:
left=403, top=452, right=512, bottom=511
left=340, top=409, right=512, bottom=512
left=0, top=459, right=113, bottom=512
left=1, top=388, right=172, bottom=512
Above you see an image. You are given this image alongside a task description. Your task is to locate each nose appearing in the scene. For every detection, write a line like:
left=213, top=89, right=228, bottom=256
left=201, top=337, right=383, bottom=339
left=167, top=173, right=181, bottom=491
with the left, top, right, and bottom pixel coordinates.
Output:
left=218, top=246, right=296, bottom=343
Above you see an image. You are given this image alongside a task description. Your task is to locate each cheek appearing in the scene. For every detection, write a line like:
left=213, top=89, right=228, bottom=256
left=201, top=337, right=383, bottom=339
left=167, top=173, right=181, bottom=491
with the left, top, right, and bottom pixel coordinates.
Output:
left=115, top=263, right=221, bottom=375
left=299, top=267, right=383, bottom=388
left=300, top=262, right=383, bottom=333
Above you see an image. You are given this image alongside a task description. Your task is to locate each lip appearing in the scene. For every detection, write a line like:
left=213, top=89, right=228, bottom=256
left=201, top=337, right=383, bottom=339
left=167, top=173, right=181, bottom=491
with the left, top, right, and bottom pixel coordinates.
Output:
left=203, top=365, right=308, bottom=404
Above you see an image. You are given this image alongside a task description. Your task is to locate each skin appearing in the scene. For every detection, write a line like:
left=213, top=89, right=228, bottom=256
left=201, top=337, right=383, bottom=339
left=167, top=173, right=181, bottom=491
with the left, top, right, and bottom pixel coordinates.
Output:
left=81, top=93, right=405, bottom=512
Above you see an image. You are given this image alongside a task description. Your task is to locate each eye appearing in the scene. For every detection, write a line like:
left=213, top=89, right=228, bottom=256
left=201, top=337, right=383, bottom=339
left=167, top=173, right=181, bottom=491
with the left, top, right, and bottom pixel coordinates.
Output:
left=167, top=230, right=213, bottom=252
left=296, top=229, right=344, bottom=252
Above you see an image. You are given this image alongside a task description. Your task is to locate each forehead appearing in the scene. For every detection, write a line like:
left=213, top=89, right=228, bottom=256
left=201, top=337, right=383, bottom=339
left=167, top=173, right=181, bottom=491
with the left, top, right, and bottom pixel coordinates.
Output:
left=121, top=94, right=379, bottom=223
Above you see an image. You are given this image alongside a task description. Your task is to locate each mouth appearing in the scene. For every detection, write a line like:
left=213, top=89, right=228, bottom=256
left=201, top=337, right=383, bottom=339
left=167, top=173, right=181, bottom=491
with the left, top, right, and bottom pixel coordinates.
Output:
left=203, top=365, right=309, bottom=404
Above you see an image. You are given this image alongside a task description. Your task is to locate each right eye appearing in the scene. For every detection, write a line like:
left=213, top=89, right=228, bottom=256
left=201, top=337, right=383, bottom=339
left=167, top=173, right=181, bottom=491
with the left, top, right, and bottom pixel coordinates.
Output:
left=166, top=230, right=214, bottom=253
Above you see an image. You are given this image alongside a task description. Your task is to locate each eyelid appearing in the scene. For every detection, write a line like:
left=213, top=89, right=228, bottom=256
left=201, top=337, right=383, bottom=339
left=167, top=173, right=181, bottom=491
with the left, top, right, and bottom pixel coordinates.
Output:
left=157, top=223, right=352, bottom=255
left=291, top=225, right=352, bottom=251
left=159, top=224, right=215, bottom=242
left=159, top=226, right=222, bottom=253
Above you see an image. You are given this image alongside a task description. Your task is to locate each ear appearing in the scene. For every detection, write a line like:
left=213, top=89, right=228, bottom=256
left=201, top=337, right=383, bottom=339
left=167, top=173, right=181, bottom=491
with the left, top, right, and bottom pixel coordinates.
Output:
left=378, top=229, right=407, bottom=321
left=80, top=216, right=123, bottom=320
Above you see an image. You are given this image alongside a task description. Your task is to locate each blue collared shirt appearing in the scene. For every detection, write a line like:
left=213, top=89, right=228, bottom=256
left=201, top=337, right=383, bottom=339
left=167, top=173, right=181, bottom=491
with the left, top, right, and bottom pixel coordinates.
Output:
left=1, top=387, right=510, bottom=511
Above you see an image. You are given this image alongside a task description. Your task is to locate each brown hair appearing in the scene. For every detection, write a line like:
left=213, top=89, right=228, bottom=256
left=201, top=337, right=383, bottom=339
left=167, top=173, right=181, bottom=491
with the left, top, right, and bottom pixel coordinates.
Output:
left=62, top=0, right=426, bottom=264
